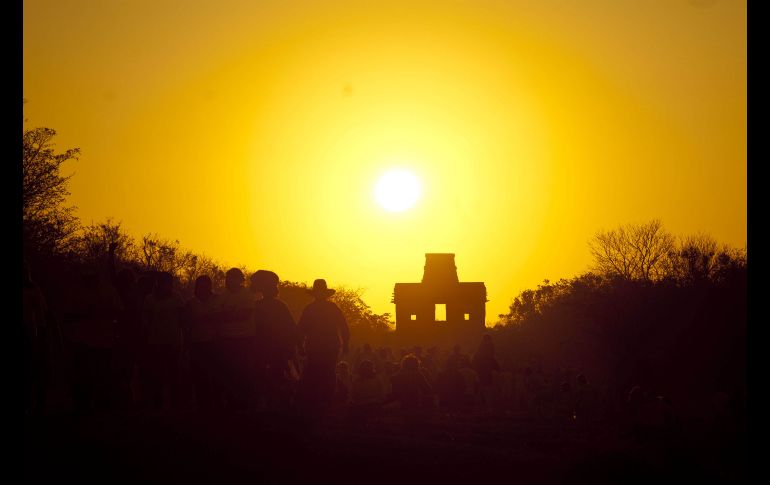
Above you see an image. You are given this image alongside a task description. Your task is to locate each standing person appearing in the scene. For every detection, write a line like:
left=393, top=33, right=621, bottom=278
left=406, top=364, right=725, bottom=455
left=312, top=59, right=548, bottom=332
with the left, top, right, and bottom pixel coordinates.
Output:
left=296, top=279, right=349, bottom=419
left=131, top=273, right=155, bottom=405
left=218, top=268, right=257, bottom=410
left=23, top=262, right=52, bottom=416
left=143, top=272, right=184, bottom=411
left=436, top=356, right=465, bottom=414
left=184, top=275, right=223, bottom=412
left=458, top=355, right=480, bottom=412
left=523, top=366, right=547, bottom=417
left=472, top=334, right=501, bottom=411
left=107, top=243, right=145, bottom=409
left=446, top=345, right=465, bottom=370
left=252, top=270, right=298, bottom=410
left=574, top=374, right=599, bottom=421
left=60, top=266, right=123, bottom=415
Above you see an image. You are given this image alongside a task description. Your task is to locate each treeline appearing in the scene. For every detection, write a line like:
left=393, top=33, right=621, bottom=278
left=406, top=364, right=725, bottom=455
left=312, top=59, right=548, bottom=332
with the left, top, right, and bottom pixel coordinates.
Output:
left=492, top=220, right=746, bottom=416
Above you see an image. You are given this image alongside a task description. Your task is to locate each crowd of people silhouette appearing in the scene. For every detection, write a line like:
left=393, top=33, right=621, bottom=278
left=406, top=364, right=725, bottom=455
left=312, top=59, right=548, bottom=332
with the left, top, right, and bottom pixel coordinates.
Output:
left=24, top=249, right=751, bottom=483
left=23, top=247, right=703, bottom=443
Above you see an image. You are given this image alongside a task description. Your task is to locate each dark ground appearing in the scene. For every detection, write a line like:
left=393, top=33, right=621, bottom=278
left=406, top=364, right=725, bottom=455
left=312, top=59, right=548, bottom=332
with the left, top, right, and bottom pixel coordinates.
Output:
left=22, top=410, right=746, bottom=484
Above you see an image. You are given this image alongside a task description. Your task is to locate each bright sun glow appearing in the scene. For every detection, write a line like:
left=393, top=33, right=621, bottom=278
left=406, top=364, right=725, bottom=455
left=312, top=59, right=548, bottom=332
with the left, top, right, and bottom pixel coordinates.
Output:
left=374, top=169, right=422, bottom=212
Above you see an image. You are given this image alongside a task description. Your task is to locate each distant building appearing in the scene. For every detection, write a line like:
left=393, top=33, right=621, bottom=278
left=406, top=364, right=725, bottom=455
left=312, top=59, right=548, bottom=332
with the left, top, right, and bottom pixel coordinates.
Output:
left=393, top=253, right=486, bottom=344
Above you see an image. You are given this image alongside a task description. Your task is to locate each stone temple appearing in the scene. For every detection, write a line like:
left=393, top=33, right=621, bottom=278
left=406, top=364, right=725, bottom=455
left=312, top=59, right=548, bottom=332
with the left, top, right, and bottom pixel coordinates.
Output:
left=392, top=253, right=487, bottom=345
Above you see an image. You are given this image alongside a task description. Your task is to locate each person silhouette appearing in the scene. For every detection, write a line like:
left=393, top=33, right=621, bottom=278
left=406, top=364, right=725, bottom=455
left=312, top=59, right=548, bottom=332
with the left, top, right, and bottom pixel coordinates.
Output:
left=523, top=366, right=546, bottom=416
left=457, top=354, right=480, bottom=412
left=252, top=270, right=298, bottom=410
left=23, top=262, right=51, bottom=415
left=555, top=380, right=575, bottom=422
left=354, top=343, right=382, bottom=375
left=472, top=334, right=501, bottom=411
left=107, top=244, right=145, bottom=409
left=61, top=265, right=123, bottom=414
left=184, top=275, right=223, bottom=411
left=112, top=268, right=140, bottom=406
left=296, top=279, right=350, bottom=419
left=129, top=272, right=156, bottom=403
left=390, top=354, right=433, bottom=432
left=436, top=355, right=465, bottom=414
left=217, top=268, right=257, bottom=410
left=574, top=374, right=598, bottom=421
left=333, top=361, right=352, bottom=407
left=350, top=359, right=387, bottom=427
left=142, top=271, right=184, bottom=411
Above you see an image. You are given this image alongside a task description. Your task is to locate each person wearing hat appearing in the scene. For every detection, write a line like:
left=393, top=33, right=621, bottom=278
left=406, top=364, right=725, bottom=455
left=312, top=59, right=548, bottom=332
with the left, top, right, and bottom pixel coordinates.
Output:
left=251, top=270, right=298, bottom=410
left=296, top=279, right=350, bottom=416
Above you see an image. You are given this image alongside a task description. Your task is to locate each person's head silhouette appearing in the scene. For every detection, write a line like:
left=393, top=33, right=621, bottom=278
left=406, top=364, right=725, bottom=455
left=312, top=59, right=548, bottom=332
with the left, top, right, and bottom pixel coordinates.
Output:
left=358, top=360, right=376, bottom=379
left=80, top=265, right=99, bottom=288
left=401, top=354, right=420, bottom=372
left=156, top=272, right=174, bottom=296
left=194, top=275, right=213, bottom=301
left=116, top=268, right=136, bottom=290
left=336, top=360, right=350, bottom=377
left=251, top=270, right=280, bottom=298
left=225, top=268, right=244, bottom=293
left=307, top=279, right=335, bottom=301
left=137, top=273, right=156, bottom=297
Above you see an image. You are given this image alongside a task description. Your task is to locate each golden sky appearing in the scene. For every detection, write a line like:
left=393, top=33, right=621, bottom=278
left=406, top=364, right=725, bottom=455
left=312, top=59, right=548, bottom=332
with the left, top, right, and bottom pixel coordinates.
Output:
left=23, top=0, right=746, bottom=323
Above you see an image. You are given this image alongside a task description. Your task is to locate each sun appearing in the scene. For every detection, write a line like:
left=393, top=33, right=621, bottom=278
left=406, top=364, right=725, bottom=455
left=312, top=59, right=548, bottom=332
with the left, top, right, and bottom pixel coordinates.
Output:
left=373, top=169, right=422, bottom=212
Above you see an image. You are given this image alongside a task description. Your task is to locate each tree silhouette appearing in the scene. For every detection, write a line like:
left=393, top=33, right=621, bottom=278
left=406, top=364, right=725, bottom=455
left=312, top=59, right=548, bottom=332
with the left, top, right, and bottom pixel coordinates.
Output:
left=496, top=223, right=746, bottom=410
left=330, top=287, right=393, bottom=342
left=22, top=125, right=80, bottom=256
left=588, top=219, right=676, bottom=281
left=75, top=218, right=137, bottom=266
left=139, top=233, right=196, bottom=275
left=663, top=232, right=746, bottom=286
left=179, top=253, right=227, bottom=289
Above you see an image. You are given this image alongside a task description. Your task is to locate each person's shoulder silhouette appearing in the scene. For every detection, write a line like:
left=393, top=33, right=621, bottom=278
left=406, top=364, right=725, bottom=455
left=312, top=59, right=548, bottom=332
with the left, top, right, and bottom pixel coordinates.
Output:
left=299, top=279, right=346, bottom=329
left=252, top=270, right=296, bottom=348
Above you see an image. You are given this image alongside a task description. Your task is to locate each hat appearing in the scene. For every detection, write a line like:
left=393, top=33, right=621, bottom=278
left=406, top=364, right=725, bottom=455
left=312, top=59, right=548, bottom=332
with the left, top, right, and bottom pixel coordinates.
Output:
left=251, top=270, right=279, bottom=291
left=307, top=279, right=335, bottom=298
